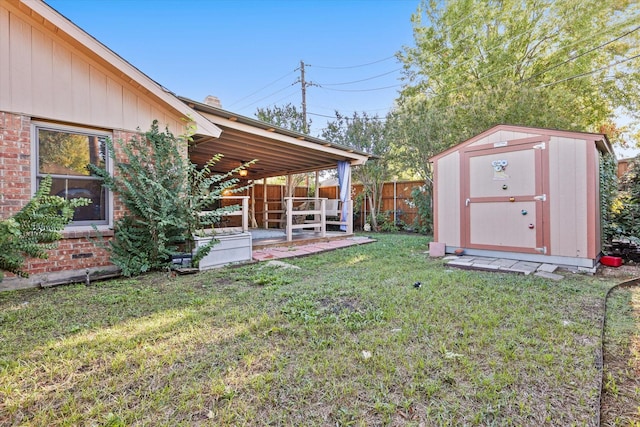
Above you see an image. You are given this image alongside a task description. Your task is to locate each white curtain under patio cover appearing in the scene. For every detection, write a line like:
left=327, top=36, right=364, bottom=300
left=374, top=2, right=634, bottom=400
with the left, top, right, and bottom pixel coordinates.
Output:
left=337, top=161, right=351, bottom=231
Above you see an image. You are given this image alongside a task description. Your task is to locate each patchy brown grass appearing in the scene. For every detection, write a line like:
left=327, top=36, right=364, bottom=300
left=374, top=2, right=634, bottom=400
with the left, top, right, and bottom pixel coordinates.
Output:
left=0, top=233, right=637, bottom=426
left=602, top=281, right=640, bottom=426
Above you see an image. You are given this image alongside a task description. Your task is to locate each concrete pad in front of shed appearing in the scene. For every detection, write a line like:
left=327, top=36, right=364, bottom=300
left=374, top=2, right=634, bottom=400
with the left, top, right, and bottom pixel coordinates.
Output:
left=534, top=271, right=564, bottom=281
left=454, top=256, right=478, bottom=262
left=505, top=261, right=541, bottom=275
left=447, top=260, right=476, bottom=267
left=537, top=263, right=559, bottom=273
left=471, top=262, right=501, bottom=270
left=488, top=258, right=519, bottom=268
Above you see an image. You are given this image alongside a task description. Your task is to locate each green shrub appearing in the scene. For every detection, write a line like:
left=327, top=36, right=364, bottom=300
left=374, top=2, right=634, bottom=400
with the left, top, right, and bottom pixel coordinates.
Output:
left=409, top=185, right=432, bottom=234
left=89, top=121, right=253, bottom=276
left=0, top=176, right=89, bottom=280
left=608, top=155, right=640, bottom=244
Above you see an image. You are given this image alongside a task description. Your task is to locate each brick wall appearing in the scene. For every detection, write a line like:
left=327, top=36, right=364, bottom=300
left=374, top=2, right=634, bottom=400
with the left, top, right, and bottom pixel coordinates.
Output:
left=0, top=112, right=32, bottom=218
left=0, top=112, right=143, bottom=279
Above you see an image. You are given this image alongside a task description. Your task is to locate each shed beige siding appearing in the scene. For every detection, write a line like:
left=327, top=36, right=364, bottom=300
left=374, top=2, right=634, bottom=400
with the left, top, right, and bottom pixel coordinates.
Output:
left=548, top=136, right=589, bottom=258
left=0, top=2, right=184, bottom=134
left=467, top=130, right=538, bottom=148
left=430, top=124, right=611, bottom=268
left=435, top=151, right=460, bottom=246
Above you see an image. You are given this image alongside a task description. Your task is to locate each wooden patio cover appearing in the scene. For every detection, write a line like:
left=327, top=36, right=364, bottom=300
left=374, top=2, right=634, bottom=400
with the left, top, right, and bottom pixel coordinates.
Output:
left=180, top=97, right=371, bottom=180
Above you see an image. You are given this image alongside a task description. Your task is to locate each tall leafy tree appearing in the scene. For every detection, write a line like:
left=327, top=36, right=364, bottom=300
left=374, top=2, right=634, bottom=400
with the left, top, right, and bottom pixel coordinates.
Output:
left=398, top=0, right=640, bottom=147
left=321, top=112, right=392, bottom=230
left=255, top=103, right=311, bottom=135
left=255, top=103, right=313, bottom=197
left=391, top=0, right=640, bottom=231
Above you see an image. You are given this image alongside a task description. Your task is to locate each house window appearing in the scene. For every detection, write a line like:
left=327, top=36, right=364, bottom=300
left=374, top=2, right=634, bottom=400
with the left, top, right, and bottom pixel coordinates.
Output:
left=34, top=124, right=110, bottom=226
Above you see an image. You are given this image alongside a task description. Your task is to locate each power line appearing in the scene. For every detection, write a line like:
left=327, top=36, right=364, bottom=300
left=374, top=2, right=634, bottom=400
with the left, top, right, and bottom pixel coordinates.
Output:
left=523, top=25, right=640, bottom=83
left=405, top=20, right=640, bottom=102
left=263, top=89, right=300, bottom=109
left=317, top=84, right=401, bottom=93
left=316, top=68, right=403, bottom=86
left=538, top=53, right=640, bottom=88
left=236, top=83, right=297, bottom=111
left=309, top=55, right=396, bottom=69
left=308, top=111, right=388, bottom=120
left=405, top=12, right=640, bottom=97
left=227, top=69, right=297, bottom=108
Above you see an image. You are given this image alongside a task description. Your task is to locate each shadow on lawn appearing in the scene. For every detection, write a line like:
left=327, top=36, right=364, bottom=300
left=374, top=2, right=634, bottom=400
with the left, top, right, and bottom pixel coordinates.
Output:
left=0, top=271, right=245, bottom=361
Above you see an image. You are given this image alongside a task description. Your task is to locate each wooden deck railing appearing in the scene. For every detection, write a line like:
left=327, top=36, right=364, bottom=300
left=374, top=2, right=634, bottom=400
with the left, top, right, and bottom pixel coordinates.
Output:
left=218, top=195, right=249, bottom=232
left=264, top=197, right=353, bottom=241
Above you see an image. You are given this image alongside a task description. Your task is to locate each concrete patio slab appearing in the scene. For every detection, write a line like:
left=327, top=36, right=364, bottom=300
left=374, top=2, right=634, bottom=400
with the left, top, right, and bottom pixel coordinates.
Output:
left=252, top=236, right=375, bottom=261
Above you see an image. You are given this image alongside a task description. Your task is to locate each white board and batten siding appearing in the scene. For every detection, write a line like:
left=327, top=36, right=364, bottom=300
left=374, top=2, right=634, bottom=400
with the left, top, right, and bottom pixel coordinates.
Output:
left=0, top=1, right=184, bottom=134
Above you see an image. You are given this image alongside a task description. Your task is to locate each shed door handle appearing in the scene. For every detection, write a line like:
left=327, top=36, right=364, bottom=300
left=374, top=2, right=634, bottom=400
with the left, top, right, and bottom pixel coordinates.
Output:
left=465, top=198, right=470, bottom=207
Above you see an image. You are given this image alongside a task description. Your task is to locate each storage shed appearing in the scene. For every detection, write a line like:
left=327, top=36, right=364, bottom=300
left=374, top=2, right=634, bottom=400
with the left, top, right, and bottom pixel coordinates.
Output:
left=430, top=124, right=614, bottom=269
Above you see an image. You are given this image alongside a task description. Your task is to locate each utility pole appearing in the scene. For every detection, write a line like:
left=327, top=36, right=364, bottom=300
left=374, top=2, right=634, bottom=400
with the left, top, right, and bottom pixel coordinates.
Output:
left=300, top=60, right=307, bottom=134
left=295, top=60, right=315, bottom=134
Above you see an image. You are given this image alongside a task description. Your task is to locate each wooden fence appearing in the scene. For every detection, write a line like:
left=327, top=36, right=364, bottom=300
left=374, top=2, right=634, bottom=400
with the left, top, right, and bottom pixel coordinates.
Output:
left=221, top=180, right=425, bottom=230
left=319, top=180, right=424, bottom=229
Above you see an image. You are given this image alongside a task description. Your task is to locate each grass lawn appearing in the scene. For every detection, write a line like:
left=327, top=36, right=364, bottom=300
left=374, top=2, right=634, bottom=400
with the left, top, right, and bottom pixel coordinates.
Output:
left=0, top=233, right=637, bottom=426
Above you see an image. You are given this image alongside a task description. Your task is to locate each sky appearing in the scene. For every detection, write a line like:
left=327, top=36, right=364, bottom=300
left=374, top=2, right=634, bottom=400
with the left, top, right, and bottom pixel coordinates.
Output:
left=45, top=0, right=639, bottom=158
left=46, top=0, right=418, bottom=136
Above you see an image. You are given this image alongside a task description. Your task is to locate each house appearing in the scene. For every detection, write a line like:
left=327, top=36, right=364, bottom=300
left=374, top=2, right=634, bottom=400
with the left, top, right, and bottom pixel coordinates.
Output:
left=0, top=0, right=369, bottom=290
left=617, top=157, right=635, bottom=179
left=430, top=124, right=614, bottom=270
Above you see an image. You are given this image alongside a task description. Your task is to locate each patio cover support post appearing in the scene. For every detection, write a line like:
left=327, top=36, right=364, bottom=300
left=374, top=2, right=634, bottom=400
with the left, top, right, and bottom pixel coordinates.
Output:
left=314, top=170, right=320, bottom=223
left=262, top=178, right=268, bottom=229
left=320, top=198, right=327, bottom=238
left=250, top=183, right=257, bottom=228
left=347, top=199, right=353, bottom=234
left=337, top=161, right=351, bottom=232
left=242, top=196, right=249, bottom=232
left=286, top=197, right=293, bottom=241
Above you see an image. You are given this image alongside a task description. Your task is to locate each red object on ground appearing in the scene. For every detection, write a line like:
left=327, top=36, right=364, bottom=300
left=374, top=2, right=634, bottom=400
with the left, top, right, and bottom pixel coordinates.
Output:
left=600, top=256, right=623, bottom=267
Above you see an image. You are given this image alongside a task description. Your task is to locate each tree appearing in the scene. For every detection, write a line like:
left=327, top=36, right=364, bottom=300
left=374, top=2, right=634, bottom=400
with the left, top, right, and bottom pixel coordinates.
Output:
left=321, top=112, right=392, bottom=230
left=609, top=155, right=640, bottom=243
left=89, top=121, right=252, bottom=276
left=398, top=0, right=640, bottom=147
left=255, top=103, right=311, bottom=135
left=255, top=103, right=313, bottom=198
left=391, top=0, right=640, bottom=231
left=0, top=176, right=89, bottom=281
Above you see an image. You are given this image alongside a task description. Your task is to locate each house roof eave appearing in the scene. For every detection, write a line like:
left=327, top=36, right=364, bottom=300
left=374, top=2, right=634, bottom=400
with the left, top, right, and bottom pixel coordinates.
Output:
left=28, top=0, right=221, bottom=138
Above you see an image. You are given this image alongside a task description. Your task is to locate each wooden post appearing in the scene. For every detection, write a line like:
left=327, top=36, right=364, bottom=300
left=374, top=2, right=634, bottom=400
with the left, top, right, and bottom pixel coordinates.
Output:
left=262, top=178, right=268, bottom=229
left=286, top=197, right=293, bottom=241
left=242, top=196, right=249, bottom=232
left=320, top=198, right=327, bottom=237
left=347, top=200, right=354, bottom=235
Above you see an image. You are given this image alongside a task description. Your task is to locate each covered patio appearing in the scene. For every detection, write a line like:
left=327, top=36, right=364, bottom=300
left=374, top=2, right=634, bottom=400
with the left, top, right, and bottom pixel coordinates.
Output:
left=180, top=97, right=371, bottom=247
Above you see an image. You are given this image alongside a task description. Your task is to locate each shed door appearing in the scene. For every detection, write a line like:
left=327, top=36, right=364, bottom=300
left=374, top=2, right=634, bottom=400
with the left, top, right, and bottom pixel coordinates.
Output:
left=461, top=138, right=547, bottom=254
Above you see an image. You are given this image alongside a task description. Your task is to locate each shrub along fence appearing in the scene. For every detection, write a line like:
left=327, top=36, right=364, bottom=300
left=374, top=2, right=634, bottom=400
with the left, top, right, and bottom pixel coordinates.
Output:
left=319, top=180, right=424, bottom=230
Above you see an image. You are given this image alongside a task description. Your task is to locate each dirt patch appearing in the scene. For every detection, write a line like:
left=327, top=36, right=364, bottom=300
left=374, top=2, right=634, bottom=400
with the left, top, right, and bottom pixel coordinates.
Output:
left=598, top=263, right=640, bottom=279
